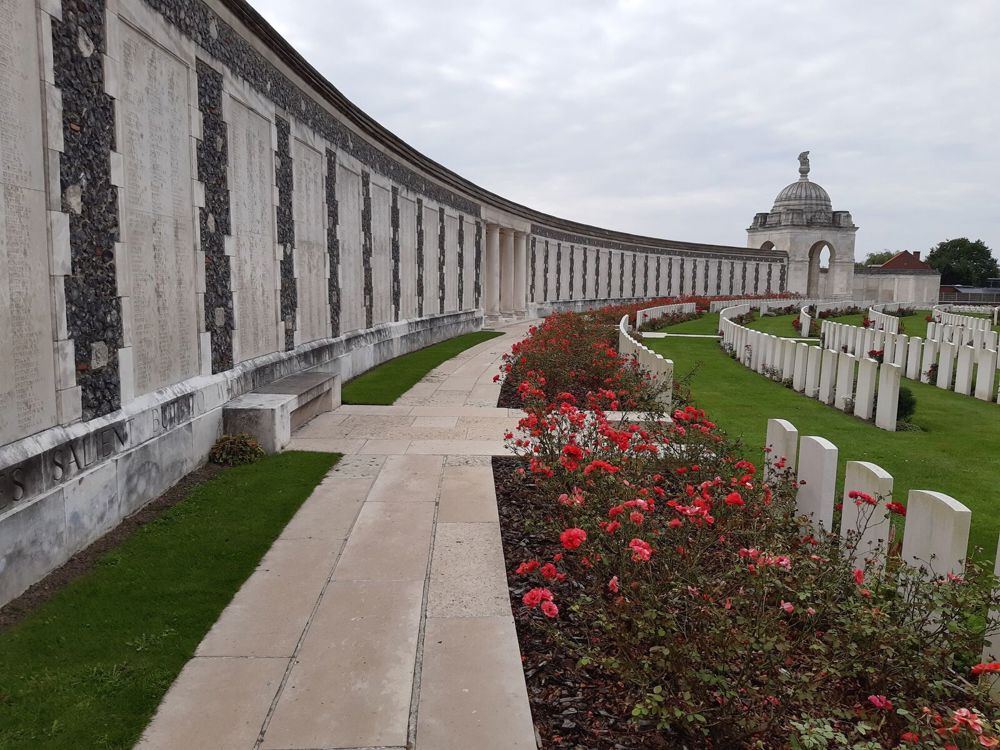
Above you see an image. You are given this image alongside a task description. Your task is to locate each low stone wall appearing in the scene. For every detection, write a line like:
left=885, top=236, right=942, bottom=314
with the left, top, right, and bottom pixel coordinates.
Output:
left=0, top=310, right=480, bottom=606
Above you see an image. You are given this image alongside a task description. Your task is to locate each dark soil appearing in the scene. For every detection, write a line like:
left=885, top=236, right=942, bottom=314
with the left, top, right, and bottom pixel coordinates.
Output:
left=0, top=462, right=225, bottom=633
left=497, top=367, right=522, bottom=408
left=493, top=456, right=670, bottom=750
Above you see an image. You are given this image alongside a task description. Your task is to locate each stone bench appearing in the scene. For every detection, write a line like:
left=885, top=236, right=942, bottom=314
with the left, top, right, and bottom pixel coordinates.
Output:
left=223, top=371, right=340, bottom=453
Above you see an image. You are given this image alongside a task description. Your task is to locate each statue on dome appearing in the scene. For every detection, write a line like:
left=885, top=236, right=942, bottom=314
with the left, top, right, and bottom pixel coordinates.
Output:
left=798, top=151, right=810, bottom=178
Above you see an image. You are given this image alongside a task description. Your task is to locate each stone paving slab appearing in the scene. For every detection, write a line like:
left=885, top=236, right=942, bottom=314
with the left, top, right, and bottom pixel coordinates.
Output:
left=136, top=656, right=288, bottom=750
left=260, top=579, right=425, bottom=750
left=334, top=501, right=436, bottom=581
left=415, top=616, right=536, bottom=750
left=427, top=522, right=510, bottom=618
left=141, top=322, right=536, bottom=750
left=438, top=465, right=500, bottom=523
left=196, top=538, right=343, bottom=658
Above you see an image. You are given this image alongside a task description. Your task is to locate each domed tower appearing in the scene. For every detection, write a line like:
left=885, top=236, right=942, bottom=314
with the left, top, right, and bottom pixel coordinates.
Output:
left=747, top=152, right=857, bottom=298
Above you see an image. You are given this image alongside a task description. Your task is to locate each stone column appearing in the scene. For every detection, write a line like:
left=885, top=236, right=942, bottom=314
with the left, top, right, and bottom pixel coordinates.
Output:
left=513, top=231, right=527, bottom=313
left=500, top=228, right=514, bottom=314
left=484, top=223, right=500, bottom=315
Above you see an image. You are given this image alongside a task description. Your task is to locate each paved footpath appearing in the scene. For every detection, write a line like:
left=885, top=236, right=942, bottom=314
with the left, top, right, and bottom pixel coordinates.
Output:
left=136, top=322, right=537, bottom=750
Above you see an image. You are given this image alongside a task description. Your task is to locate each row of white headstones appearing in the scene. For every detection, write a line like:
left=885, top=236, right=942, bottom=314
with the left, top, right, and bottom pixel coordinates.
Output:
left=719, top=302, right=903, bottom=430
left=822, top=310, right=1000, bottom=404
left=763, top=416, right=1000, bottom=668
left=618, top=315, right=676, bottom=408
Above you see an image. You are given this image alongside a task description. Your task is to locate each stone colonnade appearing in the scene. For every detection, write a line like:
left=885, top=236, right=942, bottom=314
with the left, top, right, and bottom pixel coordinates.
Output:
left=483, top=224, right=528, bottom=315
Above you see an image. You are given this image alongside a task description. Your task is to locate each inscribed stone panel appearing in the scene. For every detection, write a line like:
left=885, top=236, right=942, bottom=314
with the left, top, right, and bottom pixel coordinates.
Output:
left=120, top=23, right=198, bottom=395
left=292, top=137, right=329, bottom=343
left=337, top=163, right=363, bottom=333
left=398, top=195, right=416, bottom=319
left=229, top=99, right=278, bottom=361
left=444, top=213, right=459, bottom=312
left=370, top=183, right=391, bottom=325
left=0, top=0, right=57, bottom=444
left=422, top=204, right=439, bottom=315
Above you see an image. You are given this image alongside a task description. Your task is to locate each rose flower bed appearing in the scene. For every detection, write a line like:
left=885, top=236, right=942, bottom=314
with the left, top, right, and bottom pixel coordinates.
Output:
left=495, top=312, right=671, bottom=411
left=496, top=308, right=1000, bottom=749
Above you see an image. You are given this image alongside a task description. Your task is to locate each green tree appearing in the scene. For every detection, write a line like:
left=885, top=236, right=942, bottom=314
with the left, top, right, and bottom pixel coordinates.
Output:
left=927, top=238, right=998, bottom=286
left=863, top=250, right=894, bottom=266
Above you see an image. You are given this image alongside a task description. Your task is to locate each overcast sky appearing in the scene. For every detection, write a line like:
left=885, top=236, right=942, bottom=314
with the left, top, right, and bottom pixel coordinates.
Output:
left=253, top=0, right=999, bottom=261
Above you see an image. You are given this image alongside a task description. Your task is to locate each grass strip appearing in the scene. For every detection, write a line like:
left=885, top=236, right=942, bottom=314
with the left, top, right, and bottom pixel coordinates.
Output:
left=0, top=451, right=339, bottom=750
left=342, top=330, right=504, bottom=404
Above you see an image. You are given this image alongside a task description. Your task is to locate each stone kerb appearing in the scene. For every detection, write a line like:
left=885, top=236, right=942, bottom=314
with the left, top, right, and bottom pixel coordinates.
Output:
left=900, top=490, right=971, bottom=578
left=796, top=436, right=838, bottom=530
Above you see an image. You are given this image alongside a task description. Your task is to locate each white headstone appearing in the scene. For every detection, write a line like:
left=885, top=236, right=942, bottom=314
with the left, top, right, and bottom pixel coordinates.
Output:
left=920, top=340, right=938, bottom=384
left=818, top=348, right=837, bottom=404
left=974, top=349, right=998, bottom=402
left=840, top=461, right=894, bottom=570
left=764, top=418, right=799, bottom=482
left=936, top=341, right=956, bottom=390
left=853, top=358, right=877, bottom=420
left=792, top=342, right=809, bottom=392
left=804, top=346, right=821, bottom=398
left=900, top=490, right=971, bottom=579
left=781, top=339, right=796, bottom=379
left=796, top=436, right=838, bottom=531
left=834, top=352, right=856, bottom=411
left=874, top=362, right=901, bottom=431
left=892, top=334, right=908, bottom=369
left=953, top=345, right=974, bottom=395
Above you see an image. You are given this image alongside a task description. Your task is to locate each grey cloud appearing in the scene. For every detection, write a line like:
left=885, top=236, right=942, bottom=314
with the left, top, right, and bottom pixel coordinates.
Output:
left=254, top=0, right=1000, bottom=258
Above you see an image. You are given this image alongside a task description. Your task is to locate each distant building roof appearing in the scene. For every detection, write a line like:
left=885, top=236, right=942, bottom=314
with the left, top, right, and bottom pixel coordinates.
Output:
left=878, top=250, right=933, bottom=271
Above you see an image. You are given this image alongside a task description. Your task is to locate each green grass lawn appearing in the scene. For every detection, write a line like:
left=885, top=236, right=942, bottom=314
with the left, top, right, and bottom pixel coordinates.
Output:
left=746, top=312, right=813, bottom=338
left=654, top=312, right=722, bottom=335
left=649, top=335, right=1000, bottom=556
left=0, top=451, right=339, bottom=750
left=342, top=330, right=504, bottom=404
left=828, top=310, right=931, bottom=338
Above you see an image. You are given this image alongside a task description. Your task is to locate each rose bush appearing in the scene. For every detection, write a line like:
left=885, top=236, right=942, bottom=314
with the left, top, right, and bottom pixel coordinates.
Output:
left=499, top=307, right=1000, bottom=749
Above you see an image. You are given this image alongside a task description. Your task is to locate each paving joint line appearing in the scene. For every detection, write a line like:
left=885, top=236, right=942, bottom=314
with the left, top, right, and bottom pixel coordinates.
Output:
left=252, top=465, right=373, bottom=750
left=404, top=453, right=448, bottom=749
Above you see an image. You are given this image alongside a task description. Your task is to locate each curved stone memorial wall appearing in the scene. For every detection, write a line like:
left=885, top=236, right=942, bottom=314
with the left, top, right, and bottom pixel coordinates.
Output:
left=0, top=0, right=787, bottom=605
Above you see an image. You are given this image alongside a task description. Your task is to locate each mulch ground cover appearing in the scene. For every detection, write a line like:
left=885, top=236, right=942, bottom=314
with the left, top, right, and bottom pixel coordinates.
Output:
left=494, top=456, right=671, bottom=750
